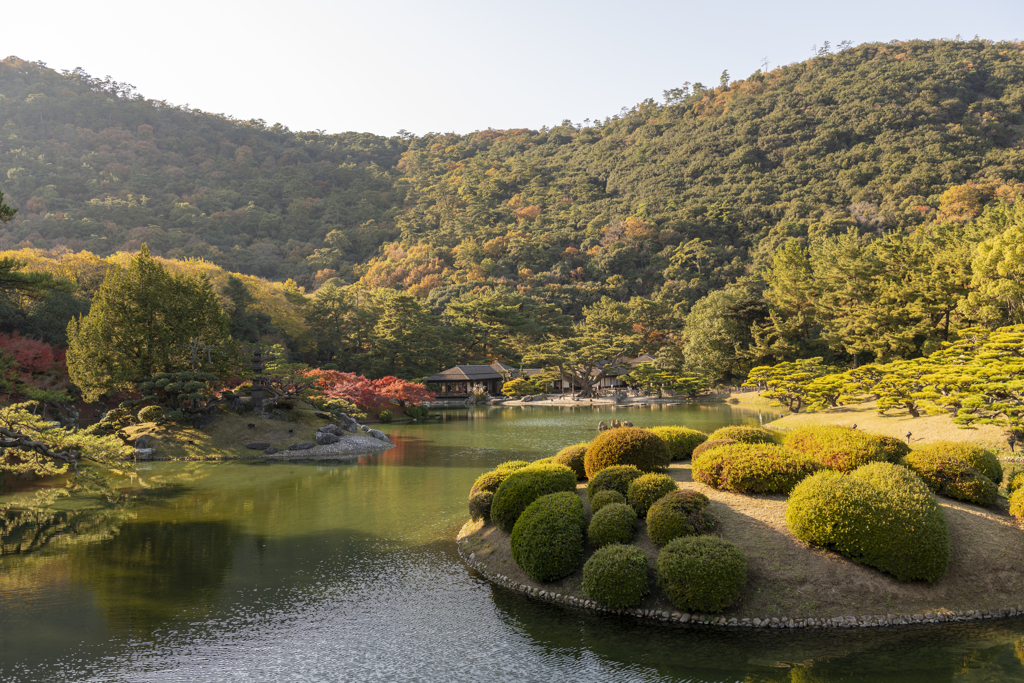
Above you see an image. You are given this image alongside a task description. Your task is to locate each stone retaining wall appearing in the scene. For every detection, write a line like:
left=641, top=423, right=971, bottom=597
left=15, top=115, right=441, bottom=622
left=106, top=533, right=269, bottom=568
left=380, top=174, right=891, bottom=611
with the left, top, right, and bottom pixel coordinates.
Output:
left=457, top=524, right=1023, bottom=630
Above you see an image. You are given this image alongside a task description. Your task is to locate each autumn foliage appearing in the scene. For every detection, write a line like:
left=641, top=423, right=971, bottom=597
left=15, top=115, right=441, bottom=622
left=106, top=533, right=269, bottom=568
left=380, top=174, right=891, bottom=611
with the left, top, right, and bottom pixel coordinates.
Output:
left=0, top=332, right=70, bottom=401
left=303, top=369, right=434, bottom=411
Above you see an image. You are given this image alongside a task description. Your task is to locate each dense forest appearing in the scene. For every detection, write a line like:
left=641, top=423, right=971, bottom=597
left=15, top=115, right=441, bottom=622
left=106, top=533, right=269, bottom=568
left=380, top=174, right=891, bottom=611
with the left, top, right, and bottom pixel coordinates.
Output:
left=1, top=38, right=1024, bottom=388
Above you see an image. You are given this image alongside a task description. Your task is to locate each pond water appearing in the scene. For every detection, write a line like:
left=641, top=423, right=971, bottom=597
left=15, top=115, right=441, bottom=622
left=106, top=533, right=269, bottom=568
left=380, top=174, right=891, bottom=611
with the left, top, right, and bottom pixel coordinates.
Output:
left=2, top=403, right=1023, bottom=682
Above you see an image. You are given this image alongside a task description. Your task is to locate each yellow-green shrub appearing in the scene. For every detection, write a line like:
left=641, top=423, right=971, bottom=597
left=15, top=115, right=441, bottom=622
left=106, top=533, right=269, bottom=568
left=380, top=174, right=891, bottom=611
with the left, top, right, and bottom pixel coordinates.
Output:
left=586, top=464, right=643, bottom=502
left=590, top=489, right=625, bottom=514
left=583, top=544, right=649, bottom=609
left=913, top=442, right=1002, bottom=485
left=648, top=426, right=707, bottom=461
left=782, top=425, right=903, bottom=472
left=1007, top=470, right=1024, bottom=496
left=583, top=427, right=670, bottom=479
left=1010, top=488, right=1024, bottom=520
left=692, top=439, right=736, bottom=461
left=587, top=503, right=637, bottom=547
left=626, top=472, right=678, bottom=516
left=554, top=443, right=588, bottom=479
left=903, top=451, right=998, bottom=507
left=510, top=492, right=587, bottom=581
left=656, top=536, right=746, bottom=613
left=646, top=490, right=715, bottom=546
left=469, top=460, right=530, bottom=498
left=491, top=463, right=578, bottom=533
left=692, top=443, right=823, bottom=494
left=468, top=491, right=493, bottom=523
left=706, top=426, right=775, bottom=445
left=786, top=462, right=949, bottom=582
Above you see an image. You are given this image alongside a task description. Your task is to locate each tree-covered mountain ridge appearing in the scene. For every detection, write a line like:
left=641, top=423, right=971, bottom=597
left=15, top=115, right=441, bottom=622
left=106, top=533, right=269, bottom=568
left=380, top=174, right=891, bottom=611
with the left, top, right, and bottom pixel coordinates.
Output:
left=0, top=38, right=1020, bottom=310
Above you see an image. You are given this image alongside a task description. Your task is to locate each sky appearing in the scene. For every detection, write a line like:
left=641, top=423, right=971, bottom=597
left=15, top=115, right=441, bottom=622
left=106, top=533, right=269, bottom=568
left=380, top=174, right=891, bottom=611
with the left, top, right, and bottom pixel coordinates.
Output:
left=6, top=0, right=1023, bottom=137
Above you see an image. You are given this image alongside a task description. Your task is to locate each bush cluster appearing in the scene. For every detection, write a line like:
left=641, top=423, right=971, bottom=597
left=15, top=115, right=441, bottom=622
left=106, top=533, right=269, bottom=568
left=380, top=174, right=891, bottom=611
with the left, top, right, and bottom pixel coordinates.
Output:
left=648, top=426, right=707, bottom=461
left=510, top=492, right=587, bottom=582
left=582, top=544, right=650, bottom=609
left=781, top=426, right=901, bottom=472
left=646, top=491, right=715, bottom=546
left=705, top=426, right=776, bottom=445
left=691, top=439, right=736, bottom=460
left=469, top=460, right=531, bottom=498
left=137, top=405, right=163, bottom=423
left=588, top=503, right=638, bottom=547
left=491, top=463, right=579, bottom=533
left=587, top=465, right=643, bottom=502
left=913, top=442, right=1002, bottom=485
left=656, top=536, right=747, bottom=613
left=468, top=491, right=493, bottom=523
left=786, top=462, right=949, bottom=582
left=903, top=451, right=999, bottom=507
left=626, top=473, right=678, bottom=517
left=590, top=489, right=625, bottom=514
left=1010, top=487, right=1024, bottom=521
left=874, top=434, right=912, bottom=461
left=583, top=427, right=670, bottom=479
left=554, top=443, right=588, bottom=479
left=691, top=443, right=822, bottom=494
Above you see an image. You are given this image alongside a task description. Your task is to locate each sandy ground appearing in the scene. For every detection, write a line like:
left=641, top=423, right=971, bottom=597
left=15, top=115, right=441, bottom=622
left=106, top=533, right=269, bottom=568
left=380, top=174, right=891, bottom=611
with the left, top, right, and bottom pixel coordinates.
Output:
left=459, top=462, right=1024, bottom=620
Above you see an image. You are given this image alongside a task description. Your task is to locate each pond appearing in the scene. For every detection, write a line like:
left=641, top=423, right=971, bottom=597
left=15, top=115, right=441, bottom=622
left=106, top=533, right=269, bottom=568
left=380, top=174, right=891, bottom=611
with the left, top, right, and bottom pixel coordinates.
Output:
left=2, top=403, right=1023, bottom=682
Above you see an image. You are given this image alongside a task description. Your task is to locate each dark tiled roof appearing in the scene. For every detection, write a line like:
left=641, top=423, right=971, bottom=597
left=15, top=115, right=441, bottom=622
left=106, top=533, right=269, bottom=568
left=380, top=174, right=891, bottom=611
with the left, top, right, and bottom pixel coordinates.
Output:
left=424, top=363, right=510, bottom=383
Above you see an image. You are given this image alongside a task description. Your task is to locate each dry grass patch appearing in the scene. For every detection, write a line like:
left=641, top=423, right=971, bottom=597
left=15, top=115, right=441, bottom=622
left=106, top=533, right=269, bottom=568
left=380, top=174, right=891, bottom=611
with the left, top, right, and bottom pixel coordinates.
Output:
left=459, top=462, right=1024, bottom=619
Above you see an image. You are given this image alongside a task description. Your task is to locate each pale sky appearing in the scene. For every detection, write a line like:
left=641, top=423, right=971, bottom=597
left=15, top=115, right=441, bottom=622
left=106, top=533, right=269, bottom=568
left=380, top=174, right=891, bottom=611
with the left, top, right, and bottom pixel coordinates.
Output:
left=7, top=0, right=1023, bottom=136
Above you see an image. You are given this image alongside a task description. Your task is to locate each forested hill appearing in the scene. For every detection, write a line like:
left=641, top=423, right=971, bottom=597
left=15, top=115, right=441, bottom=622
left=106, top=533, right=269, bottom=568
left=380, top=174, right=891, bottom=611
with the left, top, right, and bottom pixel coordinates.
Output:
left=1, top=39, right=1022, bottom=315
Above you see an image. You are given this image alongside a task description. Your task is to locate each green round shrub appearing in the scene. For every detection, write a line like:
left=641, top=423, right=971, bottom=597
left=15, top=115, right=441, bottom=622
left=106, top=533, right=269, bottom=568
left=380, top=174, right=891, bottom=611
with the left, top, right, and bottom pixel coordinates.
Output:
left=705, top=426, right=776, bottom=445
left=903, top=451, right=998, bottom=507
left=691, top=439, right=736, bottom=461
left=648, top=426, right=708, bottom=461
left=1010, top=487, right=1024, bottom=520
left=137, top=405, right=163, bottom=423
left=554, top=443, right=588, bottom=479
left=692, top=443, right=822, bottom=494
left=587, top=465, right=643, bottom=502
left=583, top=427, right=670, bottom=479
left=657, top=536, right=746, bottom=613
left=590, top=489, right=626, bottom=514
left=468, top=491, right=493, bottom=523
left=913, top=441, right=1002, bottom=485
left=626, top=472, right=678, bottom=517
left=874, top=434, right=912, bottom=462
left=378, top=409, right=393, bottom=423
left=510, top=492, right=587, bottom=581
left=532, top=456, right=556, bottom=466
left=782, top=425, right=902, bottom=472
left=1007, top=470, right=1024, bottom=497
left=491, top=463, right=579, bottom=533
left=786, top=462, right=949, bottom=582
left=646, top=490, right=715, bottom=546
left=582, top=544, right=650, bottom=609
left=469, top=460, right=531, bottom=498
left=588, top=502, right=637, bottom=547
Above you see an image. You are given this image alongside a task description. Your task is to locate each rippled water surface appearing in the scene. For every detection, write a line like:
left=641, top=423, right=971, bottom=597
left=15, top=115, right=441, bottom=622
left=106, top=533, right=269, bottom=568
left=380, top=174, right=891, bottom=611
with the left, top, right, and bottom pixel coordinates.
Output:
left=2, top=404, right=1023, bottom=682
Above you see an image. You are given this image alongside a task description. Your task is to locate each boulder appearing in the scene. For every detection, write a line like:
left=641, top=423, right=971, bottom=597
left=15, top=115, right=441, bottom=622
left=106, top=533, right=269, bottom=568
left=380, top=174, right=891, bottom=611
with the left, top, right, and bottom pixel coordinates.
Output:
left=364, top=429, right=394, bottom=445
left=319, top=424, right=345, bottom=436
left=246, top=442, right=271, bottom=450
left=135, top=434, right=153, bottom=449
left=263, top=447, right=279, bottom=454
left=192, top=414, right=217, bottom=429
left=598, top=421, right=608, bottom=431
left=314, top=412, right=332, bottom=420
left=316, top=431, right=342, bottom=445
left=135, top=448, right=156, bottom=461
left=336, top=413, right=361, bottom=431
left=288, top=442, right=316, bottom=451
left=231, top=397, right=245, bottom=412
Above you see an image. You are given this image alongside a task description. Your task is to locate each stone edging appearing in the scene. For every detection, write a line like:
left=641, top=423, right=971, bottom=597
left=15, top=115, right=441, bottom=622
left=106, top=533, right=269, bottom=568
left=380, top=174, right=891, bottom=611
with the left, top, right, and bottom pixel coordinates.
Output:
left=456, top=523, right=1023, bottom=629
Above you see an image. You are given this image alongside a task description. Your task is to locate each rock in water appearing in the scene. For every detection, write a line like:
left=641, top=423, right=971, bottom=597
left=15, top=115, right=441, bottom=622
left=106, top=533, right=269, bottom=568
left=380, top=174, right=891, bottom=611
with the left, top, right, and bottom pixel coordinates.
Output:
left=135, top=434, right=153, bottom=449
left=365, top=429, right=394, bottom=445
left=598, top=421, right=608, bottom=431
left=135, top=448, right=156, bottom=461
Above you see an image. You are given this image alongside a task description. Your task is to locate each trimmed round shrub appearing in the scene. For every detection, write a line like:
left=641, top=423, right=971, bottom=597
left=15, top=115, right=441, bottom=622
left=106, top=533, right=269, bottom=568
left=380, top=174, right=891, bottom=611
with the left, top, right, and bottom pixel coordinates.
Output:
left=1007, top=470, right=1024, bottom=497
left=468, top=491, right=493, bottom=523
left=583, top=427, right=670, bottom=479
left=1010, top=487, right=1024, bottom=521
left=903, top=451, right=998, bottom=507
left=582, top=544, right=650, bottom=609
left=692, top=439, right=736, bottom=461
left=706, top=426, right=776, bottom=445
left=874, top=435, right=912, bottom=462
left=786, top=462, right=949, bottom=582
left=692, top=443, right=823, bottom=494
left=587, top=465, right=643, bottom=502
left=913, top=442, right=1002, bottom=485
left=588, top=503, right=638, bottom=547
left=648, top=426, right=708, bottom=461
left=590, top=489, right=626, bottom=514
left=626, top=473, right=678, bottom=517
left=782, top=425, right=902, bottom=472
left=491, top=463, right=578, bottom=533
left=532, top=456, right=556, bottom=466
left=657, top=536, right=746, bottom=613
left=137, top=405, right=163, bottom=423
left=554, top=443, right=588, bottom=479
left=510, top=492, right=587, bottom=581
left=646, top=490, right=715, bottom=546
left=469, top=460, right=531, bottom=498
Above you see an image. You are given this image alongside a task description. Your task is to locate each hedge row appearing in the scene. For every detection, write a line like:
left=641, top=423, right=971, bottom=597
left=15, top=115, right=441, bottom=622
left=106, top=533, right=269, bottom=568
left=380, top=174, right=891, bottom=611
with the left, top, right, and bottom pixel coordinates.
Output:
left=781, top=426, right=904, bottom=472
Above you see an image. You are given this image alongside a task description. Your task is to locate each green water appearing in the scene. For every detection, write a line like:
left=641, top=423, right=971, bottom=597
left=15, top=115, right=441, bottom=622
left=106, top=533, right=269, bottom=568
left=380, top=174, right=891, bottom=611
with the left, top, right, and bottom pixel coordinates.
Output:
left=1, top=403, right=1022, bottom=682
